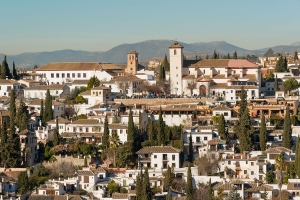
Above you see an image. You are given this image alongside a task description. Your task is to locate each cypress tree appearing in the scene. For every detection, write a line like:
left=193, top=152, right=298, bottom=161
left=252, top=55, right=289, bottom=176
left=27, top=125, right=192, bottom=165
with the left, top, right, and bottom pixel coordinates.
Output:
left=136, top=171, right=143, bottom=200
left=148, top=120, right=153, bottom=142
left=295, top=137, right=300, bottom=178
left=1, top=122, right=8, bottom=166
left=218, top=114, right=227, bottom=141
left=44, top=89, right=53, bottom=123
left=233, top=51, right=237, bottom=59
left=275, top=55, right=287, bottom=72
left=158, top=65, right=163, bottom=81
left=212, top=50, right=217, bottom=59
left=162, top=66, right=166, bottom=81
left=275, top=74, right=279, bottom=91
left=103, top=115, right=110, bottom=149
left=188, top=133, right=193, bottom=163
left=180, top=130, right=184, bottom=166
left=161, top=54, right=170, bottom=71
left=206, top=54, right=209, bottom=59
left=142, top=168, right=151, bottom=200
left=6, top=121, right=21, bottom=167
left=40, top=99, right=44, bottom=126
left=12, top=61, right=18, bottom=80
left=9, top=91, right=16, bottom=130
left=53, top=117, right=60, bottom=146
left=157, top=106, right=165, bottom=145
left=186, top=163, right=193, bottom=200
left=283, top=105, right=293, bottom=149
left=84, top=157, right=87, bottom=167
left=127, top=108, right=135, bottom=142
left=17, top=171, right=30, bottom=194
left=16, top=99, right=29, bottom=131
left=164, top=165, right=174, bottom=191
left=233, top=86, right=254, bottom=151
left=208, top=178, right=213, bottom=200
left=260, top=114, right=267, bottom=151
left=227, top=53, right=231, bottom=59
left=294, top=51, right=299, bottom=61
left=1, top=56, right=11, bottom=79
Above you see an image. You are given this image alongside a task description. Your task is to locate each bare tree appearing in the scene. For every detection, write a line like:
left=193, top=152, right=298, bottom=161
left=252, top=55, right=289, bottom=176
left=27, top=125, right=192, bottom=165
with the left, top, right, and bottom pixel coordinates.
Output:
left=116, top=81, right=130, bottom=96
left=186, top=78, right=197, bottom=96
left=195, top=154, right=220, bottom=175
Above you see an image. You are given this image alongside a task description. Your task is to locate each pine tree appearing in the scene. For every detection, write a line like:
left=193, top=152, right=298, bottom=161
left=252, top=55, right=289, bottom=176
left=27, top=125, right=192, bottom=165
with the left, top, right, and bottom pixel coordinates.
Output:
left=208, top=178, right=213, bottom=200
left=44, top=89, right=53, bottom=123
left=295, top=137, right=300, bottom=178
left=12, top=61, right=18, bottom=80
left=260, top=114, right=267, bottom=151
left=233, top=51, right=237, bottom=59
left=103, top=115, right=110, bottom=149
left=186, top=163, right=193, bottom=200
left=157, top=107, right=165, bottom=145
left=87, top=75, right=100, bottom=90
left=275, top=55, right=288, bottom=72
left=233, top=86, right=254, bottom=151
left=188, top=134, right=193, bottom=163
left=180, top=130, right=184, bottom=166
left=283, top=105, right=293, bottom=149
left=226, top=186, right=242, bottom=200
left=142, top=168, right=151, bottom=200
left=218, top=114, right=227, bottom=141
left=53, top=117, right=60, bottom=146
left=275, top=74, right=279, bottom=91
left=40, top=99, right=44, bottom=126
left=9, top=91, right=16, bottom=130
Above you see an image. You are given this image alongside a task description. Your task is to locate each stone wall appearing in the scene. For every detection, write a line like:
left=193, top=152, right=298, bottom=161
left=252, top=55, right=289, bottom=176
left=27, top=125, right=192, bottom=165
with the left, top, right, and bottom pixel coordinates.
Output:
left=114, top=98, right=204, bottom=106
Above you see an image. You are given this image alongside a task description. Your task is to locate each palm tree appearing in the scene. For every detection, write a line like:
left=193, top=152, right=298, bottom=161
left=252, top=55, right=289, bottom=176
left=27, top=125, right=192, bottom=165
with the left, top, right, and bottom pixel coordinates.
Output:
left=275, top=153, right=285, bottom=200
left=109, top=132, right=120, bottom=167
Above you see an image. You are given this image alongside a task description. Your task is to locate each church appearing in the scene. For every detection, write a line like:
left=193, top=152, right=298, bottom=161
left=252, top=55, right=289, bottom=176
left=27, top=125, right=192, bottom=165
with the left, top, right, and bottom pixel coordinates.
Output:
left=169, top=42, right=261, bottom=101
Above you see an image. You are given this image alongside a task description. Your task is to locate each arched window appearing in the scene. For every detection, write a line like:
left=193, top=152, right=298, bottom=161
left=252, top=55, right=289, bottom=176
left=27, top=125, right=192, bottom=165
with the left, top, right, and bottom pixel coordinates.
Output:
left=174, top=50, right=177, bottom=55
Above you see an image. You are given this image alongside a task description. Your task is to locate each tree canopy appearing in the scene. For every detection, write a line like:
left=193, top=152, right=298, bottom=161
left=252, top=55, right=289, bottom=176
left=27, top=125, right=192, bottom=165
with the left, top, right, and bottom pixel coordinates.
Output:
left=87, top=75, right=100, bottom=90
left=282, top=77, right=299, bottom=94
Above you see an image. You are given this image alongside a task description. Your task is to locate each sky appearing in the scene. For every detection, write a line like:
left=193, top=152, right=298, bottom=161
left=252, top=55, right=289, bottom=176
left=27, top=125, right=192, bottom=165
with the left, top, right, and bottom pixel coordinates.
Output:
left=0, top=0, right=299, bottom=55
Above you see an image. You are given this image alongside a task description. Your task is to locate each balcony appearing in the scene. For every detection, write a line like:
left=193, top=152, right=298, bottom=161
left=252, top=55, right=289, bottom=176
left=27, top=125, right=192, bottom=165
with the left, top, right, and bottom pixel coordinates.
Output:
left=139, top=157, right=151, bottom=162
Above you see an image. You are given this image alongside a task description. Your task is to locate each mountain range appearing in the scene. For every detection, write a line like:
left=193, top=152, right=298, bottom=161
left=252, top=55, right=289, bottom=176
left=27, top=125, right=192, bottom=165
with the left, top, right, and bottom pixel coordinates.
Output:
left=1, top=40, right=300, bottom=70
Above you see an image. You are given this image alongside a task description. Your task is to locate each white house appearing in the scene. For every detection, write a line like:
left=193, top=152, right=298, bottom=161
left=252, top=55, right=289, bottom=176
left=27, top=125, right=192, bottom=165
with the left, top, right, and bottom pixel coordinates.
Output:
left=27, top=99, right=66, bottom=119
left=0, top=79, right=21, bottom=97
left=38, top=181, right=65, bottom=196
left=18, top=79, right=40, bottom=88
left=24, top=84, right=70, bottom=99
left=80, top=86, right=113, bottom=105
left=136, top=146, right=181, bottom=169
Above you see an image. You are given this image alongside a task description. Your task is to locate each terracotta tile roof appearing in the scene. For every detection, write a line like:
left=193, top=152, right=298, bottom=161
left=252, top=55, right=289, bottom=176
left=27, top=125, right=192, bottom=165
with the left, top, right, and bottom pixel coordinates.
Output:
left=114, top=75, right=142, bottom=82
left=210, top=83, right=228, bottom=89
left=266, top=147, right=292, bottom=153
left=111, top=193, right=128, bottom=199
left=248, top=156, right=257, bottom=161
left=128, top=50, right=138, bottom=54
left=149, top=104, right=197, bottom=111
left=92, top=86, right=111, bottom=90
left=69, top=79, right=89, bottom=84
left=226, top=85, right=259, bottom=89
left=36, top=62, right=122, bottom=71
left=213, top=74, right=226, bottom=78
left=169, top=42, right=184, bottom=48
left=79, top=90, right=91, bottom=96
left=191, top=59, right=229, bottom=68
left=242, top=74, right=259, bottom=82
left=136, top=146, right=181, bottom=154
left=228, top=60, right=258, bottom=68
left=18, top=129, right=34, bottom=136
left=183, top=60, right=199, bottom=68
left=182, top=75, right=196, bottom=80
left=91, top=166, right=106, bottom=173
left=52, top=100, right=65, bottom=106
left=71, top=119, right=99, bottom=125
left=47, top=117, right=71, bottom=124
left=0, top=79, right=19, bottom=85
left=207, top=138, right=226, bottom=145
left=24, top=84, right=67, bottom=91
left=61, top=132, right=103, bottom=138
left=212, top=105, right=231, bottom=111
left=245, top=183, right=273, bottom=192
left=77, top=170, right=94, bottom=176
left=196, top=75, right=211, bottom=82
left=287, top=182, right=300, bottom=190
left=109, top=124, right=128, bottom=129
left=18, top=79, right=39, bottom=83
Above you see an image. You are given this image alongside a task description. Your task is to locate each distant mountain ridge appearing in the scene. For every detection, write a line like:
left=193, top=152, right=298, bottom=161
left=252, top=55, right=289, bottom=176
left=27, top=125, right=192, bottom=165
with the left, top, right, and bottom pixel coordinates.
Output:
left=1, top=40, right=300, bottom=70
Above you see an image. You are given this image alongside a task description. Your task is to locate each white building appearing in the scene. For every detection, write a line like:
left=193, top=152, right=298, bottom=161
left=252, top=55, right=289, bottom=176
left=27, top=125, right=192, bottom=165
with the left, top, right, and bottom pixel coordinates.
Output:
left=169, top=42, right=261, bottom=101
left=136, top=146, right=181, bottom=169
left=24, top=84, right=70, bottom=99
left=0, top=79, right=21, bottom=97
left=80, top=86, right=113, bottom=105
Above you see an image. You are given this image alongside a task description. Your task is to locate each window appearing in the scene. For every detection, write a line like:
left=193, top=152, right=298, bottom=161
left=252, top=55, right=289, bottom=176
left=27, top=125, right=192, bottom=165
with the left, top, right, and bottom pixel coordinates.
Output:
left=72, top=73, right=75, bottom=78
left=62, top=73, right=65, bottom=78
left=78, top=73, right=81, bottom=78
left=51, top=73, right=54, bottom=78
left=224, top=112, right=228, bottom=116
left=172, top=155, right=175, bottom=161
left=244, top=170, right=247, bottom=174
left=172, top=163, right=175, bottom=167
left=154, top=164, right=157, bottom=167
left=129, top=174, right=132, bottom=177
left=56, top=73, right=59, bottom=78
left=83, top=73, right=86, bottom=78
left=120, top=130, right=123, bottom=134
left=56, top=91, right=58, bottom=94
left=251, top=171, right=254, bottom=175
left=176, top=74, right=178, bottom=77
left=231, top=90, right=233, bottom=93
left=154, top=155, right=157, bottom=158
left=67, top=73, right=70, bottom=78
left=228, top=161, right=231, bottom=165
left=251, top=162, right=254, bottom=166
left=174, top=50, right=176, bottom=55
left=204, top=137, right=207, bottom=141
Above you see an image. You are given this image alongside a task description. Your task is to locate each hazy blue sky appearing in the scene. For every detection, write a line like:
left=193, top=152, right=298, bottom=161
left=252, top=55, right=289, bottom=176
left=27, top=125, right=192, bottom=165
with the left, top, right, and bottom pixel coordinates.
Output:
left=1, top=0, right=299, bottom=54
